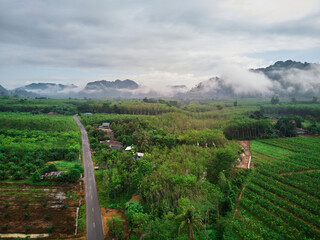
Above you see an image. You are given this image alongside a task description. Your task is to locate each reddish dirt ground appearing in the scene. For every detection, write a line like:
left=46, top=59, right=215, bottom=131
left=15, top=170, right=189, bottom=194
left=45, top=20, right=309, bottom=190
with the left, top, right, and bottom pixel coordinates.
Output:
left=101, top=194, right=140, bottom=239
left=101, top=207, right=129, bottom=239
left=0, top=180, right=85, bottom=239
left=129, top=194, right=140, bottom=202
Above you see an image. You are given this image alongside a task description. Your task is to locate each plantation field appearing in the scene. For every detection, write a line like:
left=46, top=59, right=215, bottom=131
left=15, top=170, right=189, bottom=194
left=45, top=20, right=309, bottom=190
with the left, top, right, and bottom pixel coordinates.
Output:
left=0, top=113, right=81, bottom=182
left=233, top=137, right=320, bottom=240
left=0, top=112, right=85, bottom=238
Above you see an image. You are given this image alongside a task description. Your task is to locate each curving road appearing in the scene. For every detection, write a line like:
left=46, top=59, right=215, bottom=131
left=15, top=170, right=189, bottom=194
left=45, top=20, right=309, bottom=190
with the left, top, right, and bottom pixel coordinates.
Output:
left=74, top=115, right=104, bottom=240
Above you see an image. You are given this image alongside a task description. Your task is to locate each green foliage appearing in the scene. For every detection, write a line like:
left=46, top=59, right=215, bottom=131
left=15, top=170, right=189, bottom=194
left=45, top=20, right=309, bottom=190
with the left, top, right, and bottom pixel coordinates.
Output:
left=46, top=225, right=54, bottom=233
left=107, top=216, right=125, bottom=240
left=271, top=95, right=280, bottom=104
left=32, top=171, right=41, bottom=183
left=176, top=203, right=204, bottom=240
left=261, top=104, right=320, bottom=118
left=275, top=117, right=297, bottom=137
left=67, top=167, right=81, bottom=183
left=223, top=117, right=273, bottom=139
left=207, top=145, right=239, bottom=184
left=125, top=201, right=149, bottom=234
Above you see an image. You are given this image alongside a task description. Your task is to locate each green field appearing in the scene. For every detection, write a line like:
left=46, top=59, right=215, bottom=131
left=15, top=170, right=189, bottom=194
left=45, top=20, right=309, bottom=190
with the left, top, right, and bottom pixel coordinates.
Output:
left=233, top=137, right=320, bottom=240
left=0, top=112, right=81, bottom=182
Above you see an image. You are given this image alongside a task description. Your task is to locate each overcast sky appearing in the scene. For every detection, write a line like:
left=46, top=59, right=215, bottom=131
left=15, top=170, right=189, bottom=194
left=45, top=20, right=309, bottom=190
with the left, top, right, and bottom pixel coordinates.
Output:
left=1, top=0, right=320, bottom=89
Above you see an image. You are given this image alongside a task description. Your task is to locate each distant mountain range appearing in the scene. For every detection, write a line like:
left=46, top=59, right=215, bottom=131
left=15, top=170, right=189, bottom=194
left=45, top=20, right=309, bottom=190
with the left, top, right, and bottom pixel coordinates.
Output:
left=1, top=60, right=320, bottom=99
left=187, top=60, right=320, bottom=99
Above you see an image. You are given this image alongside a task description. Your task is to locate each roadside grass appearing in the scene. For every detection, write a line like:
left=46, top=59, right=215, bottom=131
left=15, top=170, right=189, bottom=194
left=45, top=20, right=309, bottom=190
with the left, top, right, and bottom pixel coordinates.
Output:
left=78, top=203, right=86, bottom=232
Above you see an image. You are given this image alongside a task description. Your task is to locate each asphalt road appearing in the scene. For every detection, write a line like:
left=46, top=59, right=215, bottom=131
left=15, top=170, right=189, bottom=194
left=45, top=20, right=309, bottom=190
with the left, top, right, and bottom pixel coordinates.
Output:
left=74, top=115, right=104, bottom=240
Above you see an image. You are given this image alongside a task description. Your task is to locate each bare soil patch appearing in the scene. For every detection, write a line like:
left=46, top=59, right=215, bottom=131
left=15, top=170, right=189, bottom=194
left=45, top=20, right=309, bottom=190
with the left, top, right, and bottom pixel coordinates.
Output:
left=129, top=194, right=140, bottom=202
left=0, top=180, right=85, bottom=239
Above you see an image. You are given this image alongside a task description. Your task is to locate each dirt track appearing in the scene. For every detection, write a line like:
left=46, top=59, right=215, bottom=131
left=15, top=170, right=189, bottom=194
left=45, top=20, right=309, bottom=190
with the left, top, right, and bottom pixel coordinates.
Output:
left=236, top=141, right=251, bottom=169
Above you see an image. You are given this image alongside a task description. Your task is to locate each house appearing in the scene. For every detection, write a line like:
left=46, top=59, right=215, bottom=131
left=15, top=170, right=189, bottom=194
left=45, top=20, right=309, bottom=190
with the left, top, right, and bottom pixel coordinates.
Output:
left=296, top=128, right=306, bottom=135
left=40, top=171, right=64, bottom=180
left=125, top=146, right=133, bottom=151
left=106, top=140, right=123, bottom=150
left=99, top=122, right=110, bottom=130
left=133, top=152, right=144, bottom=160
left=102, top=122, right=110, bottom=129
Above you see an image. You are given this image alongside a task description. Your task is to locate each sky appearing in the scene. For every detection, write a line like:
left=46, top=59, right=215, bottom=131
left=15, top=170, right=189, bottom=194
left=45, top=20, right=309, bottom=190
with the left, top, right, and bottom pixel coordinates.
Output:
left=1, top=0, right=320, bottom=89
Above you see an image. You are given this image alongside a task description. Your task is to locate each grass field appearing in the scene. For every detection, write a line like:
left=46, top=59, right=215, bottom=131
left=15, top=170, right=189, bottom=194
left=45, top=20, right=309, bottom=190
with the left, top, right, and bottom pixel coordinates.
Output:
left=233, top=137, right=320, bottom=240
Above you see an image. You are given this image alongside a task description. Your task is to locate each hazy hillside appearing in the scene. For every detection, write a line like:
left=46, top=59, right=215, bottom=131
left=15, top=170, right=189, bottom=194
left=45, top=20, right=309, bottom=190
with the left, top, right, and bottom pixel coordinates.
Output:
left=0, top=85, right=8, bottom=95
left=186, top=60, right=320, bottom=99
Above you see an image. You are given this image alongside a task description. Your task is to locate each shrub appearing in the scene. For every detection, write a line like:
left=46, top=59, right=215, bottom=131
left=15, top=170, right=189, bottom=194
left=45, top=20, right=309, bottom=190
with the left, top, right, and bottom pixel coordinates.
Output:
left=23, top=212, right=29, bottom=219
left=13, top=170, right=26, bottom=180
left=61, top=204, right=68, bottom=210
left=42, top=202, right=47, bottom=208
left=44, top=214, right=50, bottom=220
left=46, top=225, right=54, bottom=233
left=23, top=203, right=29, bottom=208
left=67, top=168, right=81, bottom=183
left=107, top=216, right=125, bottom=240
left=25, top=225, right=31, bottom=232
left=4, top=203, right=9, bottom=208
left=3, top=212, right=9, bottom=218
left=0, top=170, right=8, bottom=180
left=2, top=224, right=7, bottom=231
left=32, top=171, right=41, bottom=183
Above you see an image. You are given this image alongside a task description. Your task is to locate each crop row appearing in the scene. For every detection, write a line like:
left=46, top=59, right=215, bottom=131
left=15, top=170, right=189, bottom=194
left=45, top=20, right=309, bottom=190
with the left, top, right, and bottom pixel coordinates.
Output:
left=246, top=182, right=320, bottom=228
left=233, top=210, right=283, bottom=240
left=251, top=174, right=320, bottom=215
left=243, top=188, right=320, bottom=239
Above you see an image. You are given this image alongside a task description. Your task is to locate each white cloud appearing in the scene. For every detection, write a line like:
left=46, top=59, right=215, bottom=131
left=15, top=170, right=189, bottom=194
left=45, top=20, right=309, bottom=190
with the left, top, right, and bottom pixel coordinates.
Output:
left=0, top=0, right=320, bottom=88
left=221, top=0, right=319, bottom=23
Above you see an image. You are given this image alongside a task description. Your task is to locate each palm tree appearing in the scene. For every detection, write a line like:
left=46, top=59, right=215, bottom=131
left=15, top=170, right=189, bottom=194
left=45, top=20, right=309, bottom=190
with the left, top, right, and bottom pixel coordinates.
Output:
left=176, top=206, right=204, bottom=240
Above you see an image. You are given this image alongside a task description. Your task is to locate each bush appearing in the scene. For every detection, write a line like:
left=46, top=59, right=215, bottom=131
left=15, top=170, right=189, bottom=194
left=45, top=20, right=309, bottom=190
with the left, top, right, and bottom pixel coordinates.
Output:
left=61, top=204, right=68, bottom=210
left=25, top=225, right=31, bottom=232
left=107, top=216, right=125, bottom=240
left=3, top=212, right=9, bottom=218
left=46, top=225, right=54, bottom=233
left=2, top=225, right=7, bottom=231
left=67, top=168, right=81, bottom=183
left=65, top=151, right=78, bottom=161
left=44, top=214, right=50, bottom=220
left=13, top=170, right=26, bottom=180
left=41, top=164, right=58, bottom=175
left=32, top=171, right=41, bottom=183
left=23, top=203, right=29, bottom=208
left=42, top=202, right=47, bottom=208
left=0, top=170, right=8, bottom=180
left=23, top=212, right=29, bottom=219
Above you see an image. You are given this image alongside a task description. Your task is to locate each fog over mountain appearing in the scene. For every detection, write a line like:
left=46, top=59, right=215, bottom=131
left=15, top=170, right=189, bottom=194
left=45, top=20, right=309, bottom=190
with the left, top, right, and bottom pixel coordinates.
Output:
left=2, top=60, right=320, bottom=99
left=188, top=60, right=320, bottom=99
